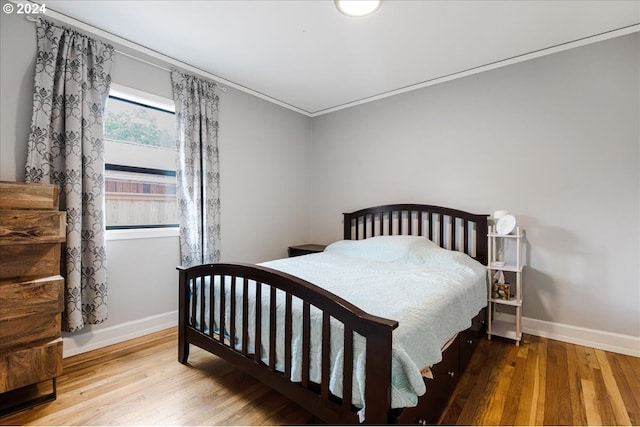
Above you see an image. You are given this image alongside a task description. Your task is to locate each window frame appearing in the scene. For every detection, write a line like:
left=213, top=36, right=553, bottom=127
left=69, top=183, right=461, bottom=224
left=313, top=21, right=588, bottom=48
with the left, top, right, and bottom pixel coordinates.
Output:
left=104, top=84, right=179, bottom=241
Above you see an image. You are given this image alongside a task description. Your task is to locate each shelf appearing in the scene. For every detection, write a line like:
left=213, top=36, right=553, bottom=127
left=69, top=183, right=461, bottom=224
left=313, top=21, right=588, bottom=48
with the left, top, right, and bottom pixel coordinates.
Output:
left=489, top=297, right=522, bottom=307
left=487, top=263, right=522, bottom=273
left=487, top=232, right=524, bottom=239
left=488, top=320, right=522, bottom=342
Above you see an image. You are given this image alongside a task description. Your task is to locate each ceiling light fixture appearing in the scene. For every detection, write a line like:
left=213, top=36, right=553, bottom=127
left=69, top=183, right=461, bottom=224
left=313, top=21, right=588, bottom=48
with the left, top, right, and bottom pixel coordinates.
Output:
left=335, top=0, right=381, bottom=17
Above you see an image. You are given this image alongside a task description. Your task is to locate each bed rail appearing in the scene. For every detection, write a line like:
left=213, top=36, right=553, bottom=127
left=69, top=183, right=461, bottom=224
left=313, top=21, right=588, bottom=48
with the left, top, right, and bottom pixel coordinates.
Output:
left=177, top=263, right=399, bottom=424
left=344, top=203, right=489, bottom=265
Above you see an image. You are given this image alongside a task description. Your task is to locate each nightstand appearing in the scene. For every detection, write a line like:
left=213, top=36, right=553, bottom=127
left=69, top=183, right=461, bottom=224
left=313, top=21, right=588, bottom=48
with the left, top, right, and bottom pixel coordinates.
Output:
left=288, top=244, right=326, bottom=257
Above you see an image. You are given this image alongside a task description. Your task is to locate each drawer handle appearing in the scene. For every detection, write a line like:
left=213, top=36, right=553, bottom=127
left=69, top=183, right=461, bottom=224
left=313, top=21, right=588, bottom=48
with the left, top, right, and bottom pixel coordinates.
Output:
left=448, top=371, right=455, bottom=377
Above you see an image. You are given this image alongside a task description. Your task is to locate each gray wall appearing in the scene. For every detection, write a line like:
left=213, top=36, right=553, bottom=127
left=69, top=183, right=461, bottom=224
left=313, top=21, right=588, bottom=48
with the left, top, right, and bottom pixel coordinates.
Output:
left=311, top=33, right=640, bottom=338
left=1, top=10, right=312, bottom=352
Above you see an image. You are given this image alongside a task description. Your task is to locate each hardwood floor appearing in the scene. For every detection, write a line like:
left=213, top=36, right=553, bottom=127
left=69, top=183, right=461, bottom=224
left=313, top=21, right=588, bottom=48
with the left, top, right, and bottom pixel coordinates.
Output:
left=1, top=328, right=638, bottom=425
left=440, top=334, right=640, bottom=425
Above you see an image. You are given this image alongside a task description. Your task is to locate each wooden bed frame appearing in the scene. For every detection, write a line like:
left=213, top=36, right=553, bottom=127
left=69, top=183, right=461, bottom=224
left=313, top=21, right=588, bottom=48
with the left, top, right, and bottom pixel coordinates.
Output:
left=177, top=204, right=488, bottom=424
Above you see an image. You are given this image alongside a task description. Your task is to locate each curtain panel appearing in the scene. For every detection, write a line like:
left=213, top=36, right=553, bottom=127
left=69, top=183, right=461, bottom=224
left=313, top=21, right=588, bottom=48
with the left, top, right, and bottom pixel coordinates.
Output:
left=25, top=18, right=114, bottom=332
left=171, top=71, right=221, bottom=267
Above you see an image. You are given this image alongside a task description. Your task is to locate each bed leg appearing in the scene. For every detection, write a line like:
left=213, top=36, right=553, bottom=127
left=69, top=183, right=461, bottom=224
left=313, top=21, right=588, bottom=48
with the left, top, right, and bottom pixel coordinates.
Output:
left=178, top=267, right=190, bottom=364
left=179, top=337, right=190, bottom=364
left=178, top=309, right=190, bottom=364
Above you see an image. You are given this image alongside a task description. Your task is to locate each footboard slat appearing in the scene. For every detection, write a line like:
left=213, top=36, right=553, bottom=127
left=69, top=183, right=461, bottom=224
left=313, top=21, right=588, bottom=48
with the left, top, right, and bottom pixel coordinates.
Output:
left=269, top=286, right=277, bottom=371
left=208, top=275, right=214, bottom=337
left=219, top=275, right=226, bottom=344
left=343, top=326, right=353, bottom=410
left=301, top=301, right=311, bottom=388
left=190, top=278, right=196, bottom=328
left=254, top=282, right=262, bottom=363
left=200, top=276, right=205, bottom=334
left=242, top=278, right=249, bottom=356
left=321, top=312, right=330, bottom=399
left=230, top=276, right=236, bottom=350
left=284, top=293, right=292, bottom=378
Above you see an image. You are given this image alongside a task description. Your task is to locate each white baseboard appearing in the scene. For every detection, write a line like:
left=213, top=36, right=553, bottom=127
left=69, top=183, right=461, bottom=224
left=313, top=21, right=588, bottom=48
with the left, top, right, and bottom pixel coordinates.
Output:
left=62, top=311, right=178, bottom=358
left=497, top=313, right=640, bottom=357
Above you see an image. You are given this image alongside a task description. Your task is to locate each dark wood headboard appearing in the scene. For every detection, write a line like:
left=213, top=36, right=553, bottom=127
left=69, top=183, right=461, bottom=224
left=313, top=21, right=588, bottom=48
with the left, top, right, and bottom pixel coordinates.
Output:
left=343, top=204, right=489, bottom=265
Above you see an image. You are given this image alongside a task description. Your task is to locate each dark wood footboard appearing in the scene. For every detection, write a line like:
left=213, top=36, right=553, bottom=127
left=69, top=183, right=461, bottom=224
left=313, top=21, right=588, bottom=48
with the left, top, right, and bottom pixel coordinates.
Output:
left=177, top=263, right=399, bottom=424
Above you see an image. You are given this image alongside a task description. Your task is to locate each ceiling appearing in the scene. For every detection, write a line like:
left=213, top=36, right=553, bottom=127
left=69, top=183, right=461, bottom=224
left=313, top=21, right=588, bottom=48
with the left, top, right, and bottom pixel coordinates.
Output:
left=42, top=1, right=640, bottom=116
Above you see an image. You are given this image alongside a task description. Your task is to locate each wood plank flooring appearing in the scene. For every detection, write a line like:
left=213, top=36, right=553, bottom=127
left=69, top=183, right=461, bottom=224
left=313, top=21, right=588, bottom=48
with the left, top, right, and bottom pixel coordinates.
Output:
left=440, top=334, right=640, bottom=426
left=1, top=328, right=638, bottom=425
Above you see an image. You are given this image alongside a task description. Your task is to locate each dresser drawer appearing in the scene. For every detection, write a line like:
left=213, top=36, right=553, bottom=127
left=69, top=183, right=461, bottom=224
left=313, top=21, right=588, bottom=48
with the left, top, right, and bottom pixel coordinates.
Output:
left=459, top=328, right=480, bottom=375
left=0, top=339, right=63, bottom=393
left=0, top=182, right=59, bottom=211
left=0, top=276, right=64, bottom=322
left=0, top=243, right=61, bottom=280
left=395, top=336, right=460, bottom=425
left=470, top=307, right=486, bottom=332
left=0, top=210, right=65, bottom=245
left=0, top=312, right=62, bottom=353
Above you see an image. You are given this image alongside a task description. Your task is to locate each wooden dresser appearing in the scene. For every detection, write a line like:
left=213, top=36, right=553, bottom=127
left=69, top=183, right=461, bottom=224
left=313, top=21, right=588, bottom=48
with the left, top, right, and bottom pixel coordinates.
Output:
left=0, top=181, right=66, bottom=415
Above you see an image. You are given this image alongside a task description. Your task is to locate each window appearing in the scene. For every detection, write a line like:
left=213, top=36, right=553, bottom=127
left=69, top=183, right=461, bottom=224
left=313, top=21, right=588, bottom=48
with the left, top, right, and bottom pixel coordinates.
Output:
left=104, top=85, right=178, bottom=232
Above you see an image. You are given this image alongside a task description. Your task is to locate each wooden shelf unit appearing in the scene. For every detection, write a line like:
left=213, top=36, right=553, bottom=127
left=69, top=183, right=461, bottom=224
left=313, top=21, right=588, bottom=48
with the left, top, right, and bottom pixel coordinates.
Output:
left=486, top=224, right=524, bottom=345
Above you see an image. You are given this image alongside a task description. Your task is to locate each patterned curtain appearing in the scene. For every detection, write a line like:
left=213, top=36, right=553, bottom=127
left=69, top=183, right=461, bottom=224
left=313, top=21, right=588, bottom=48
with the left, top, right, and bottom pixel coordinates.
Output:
left=171, top=71, right=221, bottom=267
left=25, top=18, right=114, bottom=332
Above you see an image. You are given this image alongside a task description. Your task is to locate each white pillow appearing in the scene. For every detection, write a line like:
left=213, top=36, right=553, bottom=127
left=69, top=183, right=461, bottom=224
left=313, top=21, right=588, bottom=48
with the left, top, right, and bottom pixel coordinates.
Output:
left=325, top=235, right=438, bottom=263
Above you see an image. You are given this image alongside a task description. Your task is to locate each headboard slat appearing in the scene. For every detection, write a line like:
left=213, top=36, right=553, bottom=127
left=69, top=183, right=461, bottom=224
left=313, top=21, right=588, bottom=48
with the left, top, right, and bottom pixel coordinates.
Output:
left=450, top=217, right=456, bottom=251
left=463, top=220, right=469, bottom=255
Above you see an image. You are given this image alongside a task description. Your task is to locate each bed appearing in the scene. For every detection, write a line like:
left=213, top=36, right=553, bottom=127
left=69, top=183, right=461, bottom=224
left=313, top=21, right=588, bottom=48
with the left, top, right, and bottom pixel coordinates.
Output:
left=177, top=204, right=488, bottom=424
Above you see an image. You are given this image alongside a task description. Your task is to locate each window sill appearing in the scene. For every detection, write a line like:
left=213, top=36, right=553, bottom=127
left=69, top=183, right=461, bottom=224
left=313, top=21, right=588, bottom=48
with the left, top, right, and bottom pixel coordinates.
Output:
left=106, top=227, right=179, bottom=241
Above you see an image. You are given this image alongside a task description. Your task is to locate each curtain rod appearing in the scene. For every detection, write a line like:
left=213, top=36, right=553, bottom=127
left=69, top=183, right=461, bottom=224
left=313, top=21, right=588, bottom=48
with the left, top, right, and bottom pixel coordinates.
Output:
left=24, top=13, right=229, bottom=93
left=114, top=50, right=230, bottom=93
